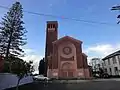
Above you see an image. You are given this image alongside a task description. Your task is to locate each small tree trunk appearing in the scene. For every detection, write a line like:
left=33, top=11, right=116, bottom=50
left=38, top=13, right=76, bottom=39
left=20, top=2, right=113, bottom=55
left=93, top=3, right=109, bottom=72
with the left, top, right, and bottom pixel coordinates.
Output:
left=9, top=62, right=12, bottom=73
left=5, top=30, right=13, bottom=73
left=5, top=31, right=12, bottom=59
left=16, top=78, right=21, bottom=90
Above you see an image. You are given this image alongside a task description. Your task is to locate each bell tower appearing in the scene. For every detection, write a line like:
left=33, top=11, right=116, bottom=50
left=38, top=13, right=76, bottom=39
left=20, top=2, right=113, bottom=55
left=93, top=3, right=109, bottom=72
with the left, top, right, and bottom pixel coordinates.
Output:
left=44, top=21, right=58, bottom=76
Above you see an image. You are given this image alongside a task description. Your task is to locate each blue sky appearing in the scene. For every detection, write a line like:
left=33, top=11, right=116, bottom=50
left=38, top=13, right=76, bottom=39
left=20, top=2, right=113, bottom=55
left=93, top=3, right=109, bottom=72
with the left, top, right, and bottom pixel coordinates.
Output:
left=1, top=0, right=120, bottom=71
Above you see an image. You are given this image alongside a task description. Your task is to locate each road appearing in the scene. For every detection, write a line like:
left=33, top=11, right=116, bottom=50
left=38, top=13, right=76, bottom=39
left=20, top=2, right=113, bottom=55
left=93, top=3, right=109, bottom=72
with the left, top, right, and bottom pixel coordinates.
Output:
left=6, top=79, right=120, bottom=90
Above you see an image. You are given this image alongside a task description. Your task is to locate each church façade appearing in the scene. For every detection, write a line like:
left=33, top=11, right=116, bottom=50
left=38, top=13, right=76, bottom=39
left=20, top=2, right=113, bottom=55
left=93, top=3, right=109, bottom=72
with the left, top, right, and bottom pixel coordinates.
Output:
left=44, top=21, right=90, bottom=79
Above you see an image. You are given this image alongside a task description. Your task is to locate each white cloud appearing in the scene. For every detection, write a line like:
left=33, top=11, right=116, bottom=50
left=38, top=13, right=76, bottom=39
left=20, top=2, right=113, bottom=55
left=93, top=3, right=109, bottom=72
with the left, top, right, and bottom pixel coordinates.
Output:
left=85, top=43, right=120, bottom=59
left=22, top=54, right=43, bottom=73
left=24, top=48, right=34, bottom=54
left=21, top=48, right=44, bottom=73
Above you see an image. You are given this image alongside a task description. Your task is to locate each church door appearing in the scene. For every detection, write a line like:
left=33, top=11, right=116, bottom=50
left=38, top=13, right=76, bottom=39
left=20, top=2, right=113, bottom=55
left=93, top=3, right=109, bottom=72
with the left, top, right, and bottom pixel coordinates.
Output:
left=60, top=62, right=74, bottom=78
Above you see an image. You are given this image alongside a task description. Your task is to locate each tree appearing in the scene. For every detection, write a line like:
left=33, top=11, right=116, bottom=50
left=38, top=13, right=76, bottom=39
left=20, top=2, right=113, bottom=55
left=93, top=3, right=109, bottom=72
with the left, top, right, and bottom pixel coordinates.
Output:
left=99, top=68, right=104, bottom=78
left=111, top=5, right=120, bottom=24
left=0, top=1, right=27, bottom=59
left=11, top=58, right=34, bottom=90
left=0, top=56, right=4, bottom=72
left=38, top=58, right=45, bottom=75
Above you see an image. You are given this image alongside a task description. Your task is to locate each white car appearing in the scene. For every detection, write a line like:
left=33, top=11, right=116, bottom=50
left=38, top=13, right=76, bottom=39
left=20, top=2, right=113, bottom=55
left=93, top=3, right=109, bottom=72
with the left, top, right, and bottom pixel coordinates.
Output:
left=33, top=75, right=50, bottom=81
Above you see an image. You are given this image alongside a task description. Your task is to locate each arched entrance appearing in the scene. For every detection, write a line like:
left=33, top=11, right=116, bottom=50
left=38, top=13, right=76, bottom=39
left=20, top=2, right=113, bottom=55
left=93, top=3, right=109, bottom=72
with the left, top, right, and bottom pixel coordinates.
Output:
left=60, top=62, right=75, bottom=78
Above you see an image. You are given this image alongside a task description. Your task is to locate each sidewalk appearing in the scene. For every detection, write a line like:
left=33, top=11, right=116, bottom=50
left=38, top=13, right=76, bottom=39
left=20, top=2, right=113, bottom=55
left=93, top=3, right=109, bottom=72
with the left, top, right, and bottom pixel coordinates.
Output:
left=52, top=78, right=120, bottom=83
left=93, top=78, right=120, bottom=81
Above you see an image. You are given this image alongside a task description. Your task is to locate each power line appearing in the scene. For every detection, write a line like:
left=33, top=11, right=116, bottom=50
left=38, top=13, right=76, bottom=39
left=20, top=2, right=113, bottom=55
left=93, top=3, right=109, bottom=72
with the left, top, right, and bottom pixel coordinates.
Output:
left=24, top=10, right=114, bottom=25
left=0, top=5, right=118, bottom=26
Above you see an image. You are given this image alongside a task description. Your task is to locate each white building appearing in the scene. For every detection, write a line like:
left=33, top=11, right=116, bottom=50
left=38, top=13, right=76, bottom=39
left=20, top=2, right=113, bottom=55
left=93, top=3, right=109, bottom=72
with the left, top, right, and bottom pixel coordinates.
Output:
left=102, top=50, right=120, bottom=76
left=90, top=58, right=103, bottom=72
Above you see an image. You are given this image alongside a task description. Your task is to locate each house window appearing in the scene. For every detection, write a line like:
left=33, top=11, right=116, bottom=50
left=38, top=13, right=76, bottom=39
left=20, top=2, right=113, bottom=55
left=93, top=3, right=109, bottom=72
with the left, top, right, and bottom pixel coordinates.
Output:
left=104, top=68, right=107, bottom=73
left=108, top=58, right=110, bottom=65
left=102, top=63, right=104, bottom=67
left=116, top=56, right=118, bottom=60
left=109, top=68, right=112, bottom=75
left=117, top=55, right=120, bottom=65
left=117, top=55, right=119, bottom=59
left=114, top=67, right=118, bottom=75
left=104, top=61, right=106, bottom=66
left=113, top=57, right=117, bottom=64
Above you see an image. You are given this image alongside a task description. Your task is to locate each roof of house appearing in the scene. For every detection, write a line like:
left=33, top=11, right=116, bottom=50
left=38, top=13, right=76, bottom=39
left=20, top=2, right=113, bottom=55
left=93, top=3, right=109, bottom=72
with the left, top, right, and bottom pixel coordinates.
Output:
left=102, top=50, right=120, bottom=60
left=52, top=35, right=82, bottom=44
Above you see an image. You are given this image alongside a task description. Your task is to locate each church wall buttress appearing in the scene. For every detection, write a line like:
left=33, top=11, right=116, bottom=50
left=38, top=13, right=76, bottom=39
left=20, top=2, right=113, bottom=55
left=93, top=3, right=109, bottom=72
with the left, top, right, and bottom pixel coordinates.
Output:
left=82, top=55, right=88, bottom=68
left=74, top=43, right=83, bottom=69
left=52, top=44, right=58, bottom=69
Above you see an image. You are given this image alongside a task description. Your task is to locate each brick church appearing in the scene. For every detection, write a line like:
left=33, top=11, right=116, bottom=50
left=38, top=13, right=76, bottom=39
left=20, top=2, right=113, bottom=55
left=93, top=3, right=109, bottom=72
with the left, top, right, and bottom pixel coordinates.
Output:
left=45, top=21, right=90, bottom=79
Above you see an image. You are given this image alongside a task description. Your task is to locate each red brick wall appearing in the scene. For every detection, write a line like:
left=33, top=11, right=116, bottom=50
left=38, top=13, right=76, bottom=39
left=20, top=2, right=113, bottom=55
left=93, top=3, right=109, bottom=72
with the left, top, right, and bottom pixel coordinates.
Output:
left=52, top=44, right=58, bottom=69
left=82, top=54, right=88, bottom=68
left=60, top=56, right=74, bottom=61
left=74, top=42, right=83, bottom=69
left=52, top=37, right=84, bottom=69
left=45, top=24, right=58, bottom=56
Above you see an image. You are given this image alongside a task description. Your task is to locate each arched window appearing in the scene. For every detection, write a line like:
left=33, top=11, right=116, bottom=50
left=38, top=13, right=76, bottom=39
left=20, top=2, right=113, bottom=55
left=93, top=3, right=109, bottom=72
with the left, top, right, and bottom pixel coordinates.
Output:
left=62, top=62, right=73, bottom=70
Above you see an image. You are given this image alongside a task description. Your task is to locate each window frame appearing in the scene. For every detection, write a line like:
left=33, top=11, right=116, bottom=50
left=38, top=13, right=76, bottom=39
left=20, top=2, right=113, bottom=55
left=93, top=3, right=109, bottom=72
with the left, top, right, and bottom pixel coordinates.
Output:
left=113, top=56, right=117, bottom=64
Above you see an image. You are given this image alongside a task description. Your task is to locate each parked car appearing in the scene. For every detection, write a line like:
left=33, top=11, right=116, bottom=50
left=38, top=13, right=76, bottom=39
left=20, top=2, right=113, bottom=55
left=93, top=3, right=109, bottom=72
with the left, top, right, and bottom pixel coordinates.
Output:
left=102, top=73, right=109, bottom=78
left=93, top=73, right=100, bottom=78
left=33, top=75, right=50, bottom=81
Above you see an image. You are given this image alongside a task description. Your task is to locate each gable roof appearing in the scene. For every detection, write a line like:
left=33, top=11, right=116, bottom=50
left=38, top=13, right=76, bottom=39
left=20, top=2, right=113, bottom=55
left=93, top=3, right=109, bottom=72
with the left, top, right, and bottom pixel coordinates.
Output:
left=52, top=36, right=82, bottom=44
left=102, top=50, right=120, bottom=60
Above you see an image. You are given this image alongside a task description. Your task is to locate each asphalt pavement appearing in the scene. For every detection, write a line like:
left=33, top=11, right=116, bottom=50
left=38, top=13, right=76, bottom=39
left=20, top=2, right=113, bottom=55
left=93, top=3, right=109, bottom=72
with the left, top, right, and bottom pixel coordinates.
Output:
left=6, top=79, right=120, bottom=90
